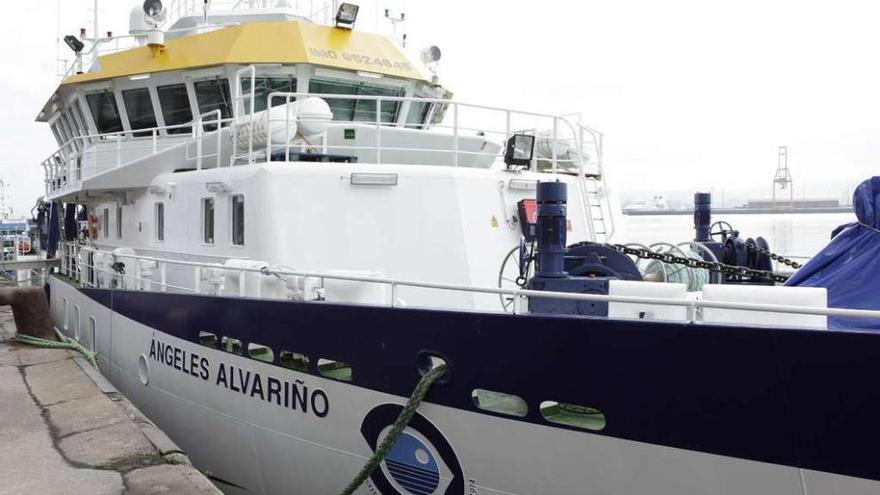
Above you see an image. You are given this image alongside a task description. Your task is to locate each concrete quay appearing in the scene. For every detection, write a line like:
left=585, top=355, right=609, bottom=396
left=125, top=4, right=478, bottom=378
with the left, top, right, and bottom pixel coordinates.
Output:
left=0, top=307, right=221, bottom=495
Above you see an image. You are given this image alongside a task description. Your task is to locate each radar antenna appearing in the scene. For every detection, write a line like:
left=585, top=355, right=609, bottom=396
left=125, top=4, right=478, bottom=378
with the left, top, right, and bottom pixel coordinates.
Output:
left=772, top=146, right=793, bottom=208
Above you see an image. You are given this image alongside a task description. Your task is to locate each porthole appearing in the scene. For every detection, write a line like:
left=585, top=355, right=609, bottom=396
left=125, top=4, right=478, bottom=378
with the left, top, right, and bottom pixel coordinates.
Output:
left=540, top=401, right=606, bottom=431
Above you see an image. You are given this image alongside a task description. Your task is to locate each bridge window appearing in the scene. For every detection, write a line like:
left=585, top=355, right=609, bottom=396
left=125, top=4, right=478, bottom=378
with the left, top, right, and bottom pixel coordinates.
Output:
left=201, top=198, right=214, bottom=245
left=194, top=78, right=232, bottom=131
left=157, top=83, right=193, bottom=135
left=61, top=112, right=81, bottom=149
left=102, top=208, right=109, bottom=238
left=231, top=195, right=244, bottom=246
left=50, top=122, right=64, bottom=147
left=245, top=76, right=297, bottom=112
left=309, top=79, right=403, bottom=123
left=86, top=91, right=123, bottom=134
left=122, top=88, right=158, bottom=138
left=405, top=100, right=431, bottom=129
left=73, top=102, right=91, bottom=141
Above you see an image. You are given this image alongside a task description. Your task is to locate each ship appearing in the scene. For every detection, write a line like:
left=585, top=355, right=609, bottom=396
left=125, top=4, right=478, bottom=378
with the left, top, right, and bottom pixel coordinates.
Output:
left=30, top=1, right=880, bottom=494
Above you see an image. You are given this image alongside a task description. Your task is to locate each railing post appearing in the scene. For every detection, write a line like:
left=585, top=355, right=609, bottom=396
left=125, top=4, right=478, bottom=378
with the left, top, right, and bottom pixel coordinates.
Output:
left=552, top=118, right=558, bottom=174
left=239, top=270, right=246, bottom=297
left=453, top=103, right=459, bottom=167
left=390, top=282, right=396, bottom=307
left=116, top=138, right=122, bottom=167
left=194, top=266, right=201, bottom=294
left=196, top=119, right=203, bottom=170
left=505, top=110, right=511, bottom=145
left=135, top=260, right=142, bottom=291
left=376, top=97, right=382, bottom=164
left=160, top=262, right=167, bottom=293
left=152, top=129, right=158, bottom=154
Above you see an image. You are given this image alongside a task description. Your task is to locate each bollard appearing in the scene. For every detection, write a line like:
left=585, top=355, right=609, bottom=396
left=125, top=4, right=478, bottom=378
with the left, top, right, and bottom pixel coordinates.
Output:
left=0, top=287, right=55, bottom=340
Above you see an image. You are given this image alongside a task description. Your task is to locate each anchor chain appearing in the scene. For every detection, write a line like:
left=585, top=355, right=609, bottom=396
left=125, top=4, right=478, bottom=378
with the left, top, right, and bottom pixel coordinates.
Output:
left=745, top=239, right=802, bottom=269
left=607, top=244, right=792, bottom=283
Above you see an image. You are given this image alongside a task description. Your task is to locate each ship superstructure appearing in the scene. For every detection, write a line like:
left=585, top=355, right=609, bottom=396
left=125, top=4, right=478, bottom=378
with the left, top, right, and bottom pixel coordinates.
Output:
left=30, top=2, right=880, bottom=495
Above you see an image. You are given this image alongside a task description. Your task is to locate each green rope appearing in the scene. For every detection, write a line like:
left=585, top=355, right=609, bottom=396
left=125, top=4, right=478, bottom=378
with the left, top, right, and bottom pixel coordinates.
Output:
left=340, top=363, right=448, bottom=495
left=14, top=328, right=98, bottom=368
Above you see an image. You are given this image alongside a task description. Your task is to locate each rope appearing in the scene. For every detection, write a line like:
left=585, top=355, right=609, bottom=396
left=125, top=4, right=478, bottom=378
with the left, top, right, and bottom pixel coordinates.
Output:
left=14, top=328, right=98, bottom=368
left=340, top=363, right=448, bottom=495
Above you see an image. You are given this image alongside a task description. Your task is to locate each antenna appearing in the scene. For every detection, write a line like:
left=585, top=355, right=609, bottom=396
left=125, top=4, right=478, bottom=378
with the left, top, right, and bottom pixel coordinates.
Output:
left=384, top=8, right=407, bottom=47
left=772, top=146, right=793, bottom=208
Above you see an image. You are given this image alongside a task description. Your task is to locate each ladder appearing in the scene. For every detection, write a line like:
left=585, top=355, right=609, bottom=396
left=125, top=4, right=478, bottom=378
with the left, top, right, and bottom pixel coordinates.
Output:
left=583, top=177, right=610, bottom=243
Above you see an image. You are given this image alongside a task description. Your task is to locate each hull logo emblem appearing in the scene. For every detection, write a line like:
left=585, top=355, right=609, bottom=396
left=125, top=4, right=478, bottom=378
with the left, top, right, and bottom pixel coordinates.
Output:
left=361, top=404, right=464, bottom=494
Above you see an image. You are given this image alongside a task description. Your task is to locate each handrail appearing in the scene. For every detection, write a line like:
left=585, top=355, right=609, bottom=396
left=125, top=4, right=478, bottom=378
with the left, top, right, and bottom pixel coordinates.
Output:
left=264, top=91, right=591, bottom=174
left=61, top=243, right=880, bottom=322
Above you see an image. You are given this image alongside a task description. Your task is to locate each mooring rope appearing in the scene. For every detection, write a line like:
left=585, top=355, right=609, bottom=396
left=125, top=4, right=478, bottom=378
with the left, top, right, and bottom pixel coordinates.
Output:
left=14, top=328, right=98, bottom=368
left=340, top=363, right=448, bottom=495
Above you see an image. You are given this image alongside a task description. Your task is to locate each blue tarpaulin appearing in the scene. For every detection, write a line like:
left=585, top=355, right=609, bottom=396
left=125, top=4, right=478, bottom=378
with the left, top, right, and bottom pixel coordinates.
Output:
left=786, top=176, right=880, bottom=330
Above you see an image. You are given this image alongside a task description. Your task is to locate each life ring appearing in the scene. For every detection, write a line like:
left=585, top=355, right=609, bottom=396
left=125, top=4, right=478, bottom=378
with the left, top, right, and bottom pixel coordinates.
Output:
left=18, top=237, right=31, bottom=254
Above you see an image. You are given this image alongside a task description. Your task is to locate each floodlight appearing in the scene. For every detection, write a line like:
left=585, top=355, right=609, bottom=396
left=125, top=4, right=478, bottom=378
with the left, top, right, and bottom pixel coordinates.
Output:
left=64, top=35, right=85, bottom=54
left=335, top=3, right=359, bottom=28
left=142, top=0, right=167, bottom=28
left=420, top=45, right=442, bottom=65
left=504, top=134, right=535, bottom=169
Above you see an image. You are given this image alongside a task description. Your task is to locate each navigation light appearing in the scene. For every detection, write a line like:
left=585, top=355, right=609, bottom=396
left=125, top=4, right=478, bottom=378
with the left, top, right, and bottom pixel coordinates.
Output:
left=335, top=3, right=359, bottom=29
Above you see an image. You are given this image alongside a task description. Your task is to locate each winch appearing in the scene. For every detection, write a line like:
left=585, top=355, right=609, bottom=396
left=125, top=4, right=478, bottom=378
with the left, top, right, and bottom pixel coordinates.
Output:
left=526, top=181, right=641, bottom=316
left=521, top=183, right=791, bottom=317
left=692, top=192, right=775, bottom=285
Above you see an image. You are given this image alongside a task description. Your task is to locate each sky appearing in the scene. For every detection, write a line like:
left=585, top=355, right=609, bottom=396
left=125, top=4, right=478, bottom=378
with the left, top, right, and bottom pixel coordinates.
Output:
left=1, top=0, right=879, bottom=216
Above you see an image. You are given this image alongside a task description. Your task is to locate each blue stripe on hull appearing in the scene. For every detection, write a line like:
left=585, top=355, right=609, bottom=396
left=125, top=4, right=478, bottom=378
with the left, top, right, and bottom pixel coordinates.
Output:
left=82, top=287, right=880, bottom=482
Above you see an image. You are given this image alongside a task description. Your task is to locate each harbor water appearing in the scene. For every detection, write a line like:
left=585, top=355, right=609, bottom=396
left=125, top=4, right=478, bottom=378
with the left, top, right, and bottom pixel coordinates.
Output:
left=616, top=212, right=856, bottom=261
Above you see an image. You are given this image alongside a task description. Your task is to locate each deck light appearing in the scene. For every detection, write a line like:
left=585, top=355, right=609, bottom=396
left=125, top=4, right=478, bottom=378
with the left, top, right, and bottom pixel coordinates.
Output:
left=64, top=35, right=85, bottom=54
left=504, top=134, right=535, bottom=169
left=335, top=3, right=359, bottom=29
left=351, top=173, right=398, bottom=186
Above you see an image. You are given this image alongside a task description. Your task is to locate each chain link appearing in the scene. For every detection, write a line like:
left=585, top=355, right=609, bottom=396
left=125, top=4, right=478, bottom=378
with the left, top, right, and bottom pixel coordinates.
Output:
left=608, top=244, right=792, bottom=283
left=745, top=239, right=802, bottom=269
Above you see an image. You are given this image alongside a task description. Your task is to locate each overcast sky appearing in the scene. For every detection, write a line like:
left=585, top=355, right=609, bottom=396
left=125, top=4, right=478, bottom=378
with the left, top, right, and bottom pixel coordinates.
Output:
left=1, top=0, right=878, bottom=216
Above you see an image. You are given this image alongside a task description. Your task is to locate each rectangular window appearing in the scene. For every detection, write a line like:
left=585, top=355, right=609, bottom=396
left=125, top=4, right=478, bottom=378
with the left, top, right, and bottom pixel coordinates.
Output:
left=194, top=78, right=232, bottom=131
left=155, top=203, right=164, bottom=241
left=405, top=100, right=432, bottom=129
left=62, top=112, right=81, bottom=150
left=102, top=208, right=109, bottom=238
left=122, top=88, right=158, bottom=137
left=50, top=123, right=64, bottom=147
left=86, top=91, right=123, bottom=134
left=245, top=76, right=298, bottom=112
left=309, top=79, right=403, bottom=123
left=157, top=83, right=194, bottom=135
left=116, top=206, right=122, bottom=239
left=73, top=102, right=91, bottom=141
left=231, top=195, right=244, bottom=246
left=202, top=198, right=214, bottom=244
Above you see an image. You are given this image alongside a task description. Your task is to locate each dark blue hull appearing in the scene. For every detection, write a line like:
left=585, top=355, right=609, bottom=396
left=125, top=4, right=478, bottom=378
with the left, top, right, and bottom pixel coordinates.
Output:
left=84, top=287, right=880, bottom=483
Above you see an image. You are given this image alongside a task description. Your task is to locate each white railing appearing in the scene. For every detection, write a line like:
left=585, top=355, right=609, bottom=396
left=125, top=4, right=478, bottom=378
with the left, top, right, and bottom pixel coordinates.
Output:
left=41, top=117, right=229, bottom=196
left=166, top=0, right=338, bottom=29
left=58, top=242, right=880, bottom=323
left=43, top=92, right=605, bottom=193
left=59, top=34, right=142, bottom=80
left=263, top=92, right=599, bottom=174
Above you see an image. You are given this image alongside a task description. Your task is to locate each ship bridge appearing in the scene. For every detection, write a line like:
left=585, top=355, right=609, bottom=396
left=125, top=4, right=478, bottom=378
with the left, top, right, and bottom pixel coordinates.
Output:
left=34, top=1, right=607, bottom=243
left=35, top=0, right=458, bottom=194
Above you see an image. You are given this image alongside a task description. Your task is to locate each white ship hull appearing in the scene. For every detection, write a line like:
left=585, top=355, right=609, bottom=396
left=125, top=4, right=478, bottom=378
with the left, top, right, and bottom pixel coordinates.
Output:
left=48, top=277, right=880, bottom=495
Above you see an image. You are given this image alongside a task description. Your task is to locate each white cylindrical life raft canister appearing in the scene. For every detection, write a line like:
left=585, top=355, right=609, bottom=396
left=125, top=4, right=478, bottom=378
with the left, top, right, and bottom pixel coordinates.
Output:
left=232, top=97, right=333, bottom=150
